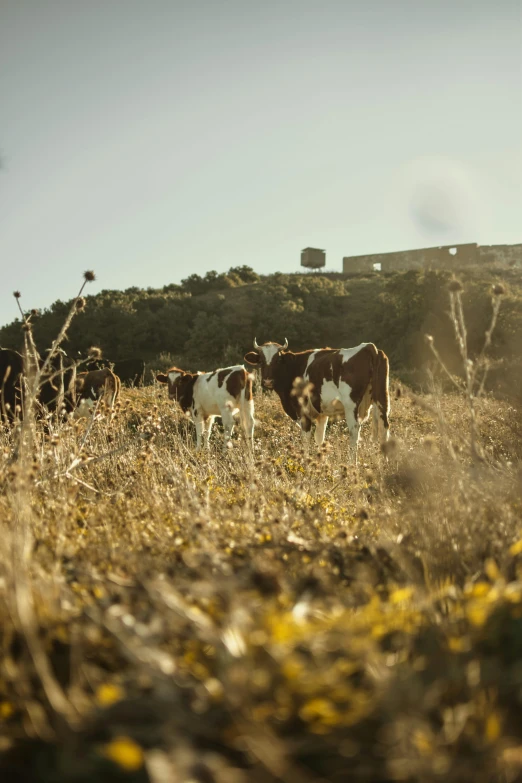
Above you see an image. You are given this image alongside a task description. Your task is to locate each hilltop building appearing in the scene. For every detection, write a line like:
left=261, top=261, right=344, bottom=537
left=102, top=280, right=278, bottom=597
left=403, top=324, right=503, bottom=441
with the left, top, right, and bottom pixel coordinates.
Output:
left=342, top=242, right=522, bottom=273
left=301, top=247, right=326, bottom=269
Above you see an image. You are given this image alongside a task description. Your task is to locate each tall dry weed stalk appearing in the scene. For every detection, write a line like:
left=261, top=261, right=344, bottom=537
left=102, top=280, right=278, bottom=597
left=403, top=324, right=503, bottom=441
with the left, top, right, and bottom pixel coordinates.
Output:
left=5, top=272, right=96, bottom=734
left=425, top=279, right=505, bottom=462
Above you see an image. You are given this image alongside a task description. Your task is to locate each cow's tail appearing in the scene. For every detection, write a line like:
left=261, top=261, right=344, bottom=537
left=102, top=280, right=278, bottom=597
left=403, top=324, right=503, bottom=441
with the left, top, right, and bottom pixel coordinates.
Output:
left=114, top=373, right=121, bottom=404
left=239, top=368, right=255, bottom=448
left=371, top=348, right=390, bottom=443
left=104, top=371, right=120, bottom=410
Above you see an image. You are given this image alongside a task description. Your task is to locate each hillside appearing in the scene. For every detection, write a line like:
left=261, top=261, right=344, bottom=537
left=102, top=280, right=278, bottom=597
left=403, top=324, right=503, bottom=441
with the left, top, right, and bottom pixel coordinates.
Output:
left=2, top=379, right=522, bottom=781
left=2, top=268, right=522, bottom=780
left=2, top=265, right=522, bottom=398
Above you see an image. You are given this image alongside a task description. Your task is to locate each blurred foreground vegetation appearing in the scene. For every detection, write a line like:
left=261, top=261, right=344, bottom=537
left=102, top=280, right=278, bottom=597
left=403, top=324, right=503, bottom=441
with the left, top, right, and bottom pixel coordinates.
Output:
left=1, top=379, right=522, bottom=781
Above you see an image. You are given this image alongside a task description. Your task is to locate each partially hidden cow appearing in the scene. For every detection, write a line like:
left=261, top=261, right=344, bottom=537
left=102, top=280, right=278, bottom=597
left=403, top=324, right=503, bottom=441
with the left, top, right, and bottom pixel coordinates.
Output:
left=1, top=350, right=121, bottom=422
left=244, top=339, right=390, bottom=462
left=156, top=365, right=254, bottom=451
left=113, top=358, right=145, bottom=387
left=74, top=368, right=121, bottom=417
left=0, top=348, right=24, bottom=423
left=84, top=357, right=145, bottom=387
left=1, top=348, right=76, bottom=421
left=39, top=349, right=77, bottom=414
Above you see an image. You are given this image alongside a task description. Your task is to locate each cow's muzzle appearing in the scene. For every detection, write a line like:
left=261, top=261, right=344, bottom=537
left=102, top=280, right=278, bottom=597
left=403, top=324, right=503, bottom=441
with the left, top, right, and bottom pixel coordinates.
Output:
left=262, top=379, right=274, bottom=389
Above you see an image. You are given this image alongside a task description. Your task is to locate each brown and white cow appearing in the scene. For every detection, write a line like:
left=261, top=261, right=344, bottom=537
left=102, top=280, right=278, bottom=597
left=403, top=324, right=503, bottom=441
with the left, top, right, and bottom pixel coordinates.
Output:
left=156, top=365, right=255, bottom=451
left=0, top=348, right=24, bottom=423
left=244, top=339, right=390, bottom=462
left=1, top=348, right=77, bottom=421
left=74, top=368, right=121, bottom=417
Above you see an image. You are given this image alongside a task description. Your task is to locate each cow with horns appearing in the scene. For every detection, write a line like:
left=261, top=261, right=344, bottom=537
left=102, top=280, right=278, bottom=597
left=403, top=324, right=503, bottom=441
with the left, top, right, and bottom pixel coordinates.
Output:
left=156, top=365, right=255, bottom=451
left=244, top=339, right=390, bottom=462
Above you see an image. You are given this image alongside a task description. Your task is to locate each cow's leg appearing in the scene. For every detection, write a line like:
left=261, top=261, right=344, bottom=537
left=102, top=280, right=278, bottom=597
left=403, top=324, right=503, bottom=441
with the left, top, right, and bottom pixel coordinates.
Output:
left=314, top=415, right=328, bottom=446
left=240, top=398, right=255, bottom=449
left=220, top=409, right=236, bottom=451
left=107, top=386, right=117, bottom=411
left=195, top=417, right=206, bottom=450
left=343, top=404, right=361, bottom=465
left=203, top=416, right=215, bottom=448
left=103, top=383, right=112, bottom=410
left=377, top=403, right=390, bottom=444
left=371, top=403, right=379, bottom=442
left=371, top=403, right=389, bottom=444
left=300, top=414, right=313, bottom=448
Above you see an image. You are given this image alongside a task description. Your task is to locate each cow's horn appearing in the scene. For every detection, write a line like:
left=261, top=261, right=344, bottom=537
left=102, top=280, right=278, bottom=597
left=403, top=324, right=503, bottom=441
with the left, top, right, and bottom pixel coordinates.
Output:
left=282, top=337, right=288, bottom=350
left=253, top=337, right=260, bottom=350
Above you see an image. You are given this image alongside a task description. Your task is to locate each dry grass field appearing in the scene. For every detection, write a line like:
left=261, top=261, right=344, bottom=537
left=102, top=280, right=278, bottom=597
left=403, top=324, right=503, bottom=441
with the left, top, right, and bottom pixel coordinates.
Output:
left=2, top=361, right=522, bottom=781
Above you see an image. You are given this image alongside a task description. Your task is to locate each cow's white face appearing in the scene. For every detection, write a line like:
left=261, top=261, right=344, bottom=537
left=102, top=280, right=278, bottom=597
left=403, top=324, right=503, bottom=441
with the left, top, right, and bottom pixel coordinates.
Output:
left=258, top=344, right=282, bottom=388
left=156, top=368, right=188, bottom=400
left=166, top=370, right=184, bottom=399
left=244, top=342, right=286, bottom=389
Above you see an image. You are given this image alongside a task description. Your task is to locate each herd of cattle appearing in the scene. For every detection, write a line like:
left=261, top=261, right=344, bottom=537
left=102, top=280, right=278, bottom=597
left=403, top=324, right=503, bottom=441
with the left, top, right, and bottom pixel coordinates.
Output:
left=0, top=348, right=126, bottom=419
left=1, top=340, right=390, bottom=460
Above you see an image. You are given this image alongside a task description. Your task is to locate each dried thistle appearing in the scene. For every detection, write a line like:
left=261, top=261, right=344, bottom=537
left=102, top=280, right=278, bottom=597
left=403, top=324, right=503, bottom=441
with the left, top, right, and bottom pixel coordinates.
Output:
left=75, top=296, right=86, bottom=311
left=83, top=270, right=96, bottom=282
left=13, top=291, right=21, bottom=299
left=88, top=346, right=102, bottom=359
left=492, top=283, right=505, bottom=297
left=448, top=279, right=463, bottom=293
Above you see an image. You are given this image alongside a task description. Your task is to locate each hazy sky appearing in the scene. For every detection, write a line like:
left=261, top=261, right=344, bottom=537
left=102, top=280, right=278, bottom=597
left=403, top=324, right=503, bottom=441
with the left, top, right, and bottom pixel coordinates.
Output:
left=1, top=1, right=521, bottom=327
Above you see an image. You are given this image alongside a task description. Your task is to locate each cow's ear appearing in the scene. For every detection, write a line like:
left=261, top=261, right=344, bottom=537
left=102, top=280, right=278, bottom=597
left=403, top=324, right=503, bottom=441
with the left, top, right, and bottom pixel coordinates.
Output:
left=156, top=373, right=168, bottom=384
left=244, top=352, right=260, bottom=366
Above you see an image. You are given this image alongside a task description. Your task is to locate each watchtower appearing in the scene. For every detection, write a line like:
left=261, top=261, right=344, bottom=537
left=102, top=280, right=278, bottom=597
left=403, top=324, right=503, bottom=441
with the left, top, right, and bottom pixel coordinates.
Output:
left=301, top=247, right=326, bottom=269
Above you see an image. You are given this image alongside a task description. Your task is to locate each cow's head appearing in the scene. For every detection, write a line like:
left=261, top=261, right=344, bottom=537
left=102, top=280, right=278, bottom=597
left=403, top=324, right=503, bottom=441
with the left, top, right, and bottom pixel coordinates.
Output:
left=244, top=338, right=288, bottom=389
left=156, top=368, right=193, bottom=401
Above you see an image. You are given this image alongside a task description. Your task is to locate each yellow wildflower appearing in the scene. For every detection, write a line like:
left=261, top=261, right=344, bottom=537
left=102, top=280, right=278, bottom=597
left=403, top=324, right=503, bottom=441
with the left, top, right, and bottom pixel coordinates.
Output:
left=0, top=702, right=14, bottom=719
left=466, top=602, right=488, bottom=627
left=413, top=729, right=433, bottom=756
left=390, top=587, right=414, bottom=604
left=96, top=683, right=125, bottom=707
left=103, top=736, right=144, bottom=771
left=485, top=712, right=501, bottom=742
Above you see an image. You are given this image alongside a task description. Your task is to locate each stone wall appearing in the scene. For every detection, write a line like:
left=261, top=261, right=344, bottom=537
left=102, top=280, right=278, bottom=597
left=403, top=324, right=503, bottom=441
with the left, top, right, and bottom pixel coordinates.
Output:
left=342, top=242, right=522, bottom=274
left=478, top=244, right=522, bottom=266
